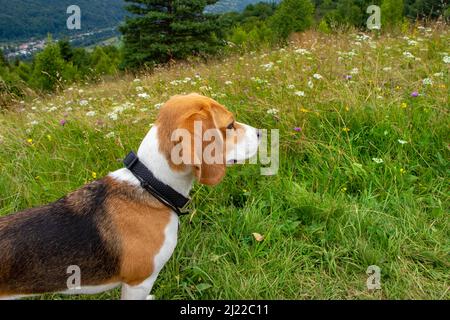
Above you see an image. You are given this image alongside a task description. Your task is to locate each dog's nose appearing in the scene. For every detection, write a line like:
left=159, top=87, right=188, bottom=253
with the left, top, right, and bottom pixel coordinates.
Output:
left=257, top=129, right=262, bottom=139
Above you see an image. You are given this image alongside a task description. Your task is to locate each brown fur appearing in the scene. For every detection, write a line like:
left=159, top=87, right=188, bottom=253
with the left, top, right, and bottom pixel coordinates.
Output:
left=157, top=93, right=236, bottom=185
left=104, top=177, right=171, bottom=286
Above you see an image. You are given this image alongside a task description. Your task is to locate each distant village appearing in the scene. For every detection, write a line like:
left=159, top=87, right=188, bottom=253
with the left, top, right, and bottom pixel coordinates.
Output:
left=1, top=27, right=119, bottom=61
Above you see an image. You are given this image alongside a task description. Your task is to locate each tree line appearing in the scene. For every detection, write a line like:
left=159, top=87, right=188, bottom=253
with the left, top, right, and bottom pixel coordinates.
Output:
left=1, top=0, right=448, bottom=105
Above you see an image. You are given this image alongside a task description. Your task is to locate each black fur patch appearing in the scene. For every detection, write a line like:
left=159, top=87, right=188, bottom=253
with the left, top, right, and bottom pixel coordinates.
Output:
left=0, top=179, right=121, bottom=295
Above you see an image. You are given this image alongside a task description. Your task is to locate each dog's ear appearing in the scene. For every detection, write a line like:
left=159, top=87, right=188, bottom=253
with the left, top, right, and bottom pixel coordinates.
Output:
left=186, top=108, right=226, bottom=186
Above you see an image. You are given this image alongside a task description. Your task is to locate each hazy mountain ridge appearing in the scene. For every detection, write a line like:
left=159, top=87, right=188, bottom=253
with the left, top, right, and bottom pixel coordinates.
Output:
left=0, top=0, right=283, bottom=42
left=0, top=0, right=127, bottom=42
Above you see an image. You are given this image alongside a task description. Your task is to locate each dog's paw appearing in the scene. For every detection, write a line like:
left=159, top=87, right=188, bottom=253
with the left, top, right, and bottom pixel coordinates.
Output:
left=146, top=294, right=155, bottom=300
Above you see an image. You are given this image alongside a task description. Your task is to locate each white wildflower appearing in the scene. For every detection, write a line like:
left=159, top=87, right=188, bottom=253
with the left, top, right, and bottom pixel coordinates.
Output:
left=154, top=103, right=164, bottom=109
left=225, top=81, right=233, bottom=85
left=105, top=132, right=115, bottom=138
left=108, top=113, right=118, bottom=121
left=443, top=56, right=450, bottom=64
left=313, top=73, right=323, bottom=80
left=86, top=111, right=96, bottom=117
left=372, top=158, right=384, bottom=164
left=422, top=78, right=433, bottom=85
left=137, top=93, right=150, bottom=99
left=266, top=108, right=279, bottom=115
left=294, top=48, right=310, bottom=55
left=79, top=100, right=89, bottom=106
left=261, top=62, right=274, bottom=71
left=398, top=139, right=408, bottom=145
left=403, top=51, right=415, bottom=59
left=294, top=91, right=305, bottom=97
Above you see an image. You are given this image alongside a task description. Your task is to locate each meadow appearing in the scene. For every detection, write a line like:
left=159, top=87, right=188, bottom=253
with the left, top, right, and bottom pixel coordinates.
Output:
left=0, top=26, right=448, bottom=299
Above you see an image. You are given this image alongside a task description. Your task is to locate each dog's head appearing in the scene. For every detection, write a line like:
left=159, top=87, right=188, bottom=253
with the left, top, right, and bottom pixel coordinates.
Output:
left=156, top=93, right=260, bottom=186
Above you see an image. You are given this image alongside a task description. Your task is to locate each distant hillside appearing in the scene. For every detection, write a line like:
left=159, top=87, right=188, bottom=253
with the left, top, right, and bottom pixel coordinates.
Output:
left=0, top=0, right=281, bottom=43
left=0, top=0, right=126, bottom=42
left=205, top=0, right=281, bottom=13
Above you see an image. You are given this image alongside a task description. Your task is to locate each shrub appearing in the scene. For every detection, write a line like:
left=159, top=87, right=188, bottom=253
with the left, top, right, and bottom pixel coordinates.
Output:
left=269, top=0, right=315, bottom=41
left=318, top=18, right=332, bottom=34
left=30, top=38, right=66, bottom=91
left=381, top=0, right=404, bottom=29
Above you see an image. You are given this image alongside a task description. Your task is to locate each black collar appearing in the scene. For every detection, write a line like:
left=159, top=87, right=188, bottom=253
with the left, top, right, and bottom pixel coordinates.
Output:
left=123, top=151, right=190, bottom=216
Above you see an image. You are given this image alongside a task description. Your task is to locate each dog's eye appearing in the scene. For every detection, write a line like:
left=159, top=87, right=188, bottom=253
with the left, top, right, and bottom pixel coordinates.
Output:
left=227, top=122, right=235, bottom=130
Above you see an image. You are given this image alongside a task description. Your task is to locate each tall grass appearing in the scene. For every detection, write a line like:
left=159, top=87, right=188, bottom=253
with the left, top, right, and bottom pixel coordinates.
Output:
left=0, top=28, right=449, bottom=299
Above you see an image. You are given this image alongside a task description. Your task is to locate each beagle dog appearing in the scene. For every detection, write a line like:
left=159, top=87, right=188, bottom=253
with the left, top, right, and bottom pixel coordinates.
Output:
left=0, top=93, right=260, bottom=300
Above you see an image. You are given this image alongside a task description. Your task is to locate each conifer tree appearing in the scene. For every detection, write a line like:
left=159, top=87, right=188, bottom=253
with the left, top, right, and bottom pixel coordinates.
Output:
left=120, top=0, right=223, bottom=69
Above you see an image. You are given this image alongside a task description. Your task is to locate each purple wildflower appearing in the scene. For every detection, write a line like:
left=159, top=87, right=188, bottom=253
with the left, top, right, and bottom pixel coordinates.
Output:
left=59, top=119, right=67, bottom=126
left=294, top=127, right=302, bottom=132
left=411, top=91, right=419, bottom=97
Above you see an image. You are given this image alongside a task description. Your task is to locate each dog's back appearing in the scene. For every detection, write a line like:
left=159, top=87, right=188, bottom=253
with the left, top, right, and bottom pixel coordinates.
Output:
left=0, top=180, right=121, bottom=297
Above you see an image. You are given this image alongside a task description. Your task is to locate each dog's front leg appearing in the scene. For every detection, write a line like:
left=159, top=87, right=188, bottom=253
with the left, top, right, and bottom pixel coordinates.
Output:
left=120, top=273, right=159, bottom=300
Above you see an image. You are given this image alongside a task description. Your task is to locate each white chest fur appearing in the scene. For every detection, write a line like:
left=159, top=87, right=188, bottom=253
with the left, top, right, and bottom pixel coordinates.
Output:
left=154, top=211, right=179, bottom=274
left=119, top=211, right=179, bottom=300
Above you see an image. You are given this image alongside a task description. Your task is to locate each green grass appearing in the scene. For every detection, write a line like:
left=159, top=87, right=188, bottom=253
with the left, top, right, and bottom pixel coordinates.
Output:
left=0, top=28, right=449, bottom=299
